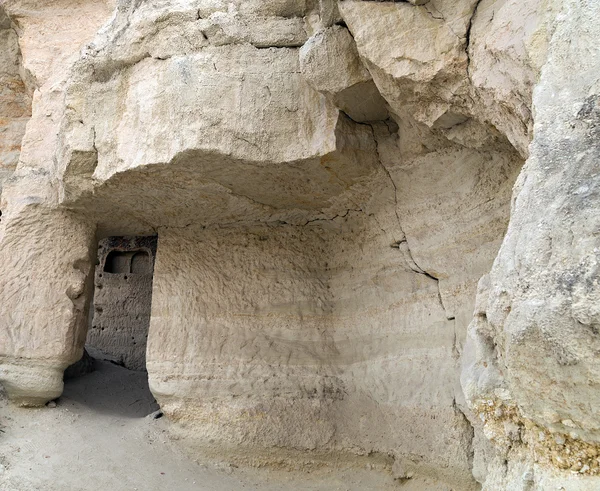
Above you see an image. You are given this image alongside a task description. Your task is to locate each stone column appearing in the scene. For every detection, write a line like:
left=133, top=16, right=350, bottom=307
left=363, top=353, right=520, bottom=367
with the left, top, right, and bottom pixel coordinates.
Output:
left=0, top=204, right=96, bottom=405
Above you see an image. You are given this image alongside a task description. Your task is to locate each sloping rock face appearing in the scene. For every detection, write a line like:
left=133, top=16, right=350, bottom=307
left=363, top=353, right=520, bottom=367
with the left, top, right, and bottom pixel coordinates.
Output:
left=461, top=2, right=600, bottom=489
left=0, top=0, right=598, bottom=489
left=0, top=6, right=32, bottom=192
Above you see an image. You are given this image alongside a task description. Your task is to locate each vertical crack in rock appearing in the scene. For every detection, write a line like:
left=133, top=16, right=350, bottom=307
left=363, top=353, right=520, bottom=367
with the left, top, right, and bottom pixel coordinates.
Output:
left=368, top=119, right=468, bottom=477
left=367, top=122, right=453, bottom=321
left=453, top=397, right=476, bottom=476
left=465, top=0, right=484, bottom=82
left=91, top=126, right=97, bottom=154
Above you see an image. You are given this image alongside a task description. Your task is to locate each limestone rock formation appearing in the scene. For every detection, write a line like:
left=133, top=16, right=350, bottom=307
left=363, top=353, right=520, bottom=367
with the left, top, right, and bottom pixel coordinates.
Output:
left=0, top=0, right=598, bottom=489
left=0, top=5, right=31, bottom=193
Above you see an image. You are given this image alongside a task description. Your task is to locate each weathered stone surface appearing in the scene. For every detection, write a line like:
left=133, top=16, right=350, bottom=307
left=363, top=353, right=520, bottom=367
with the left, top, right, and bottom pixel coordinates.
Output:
left=87, top=236, right=157, bottom=370
left=300, top=25, right=388, bottom=122
left=0, top=207, right=96, bottom=405
left=0, top=6, right=31, bottom=192
left=338, top=0, right=555, bottom=158
left=461, top=1, right=600, bottom=488
left=2, top=0, right=116, bottom=87
left=146, top=212, right=474, bottom=484
left=338, top=0, right=476, bottom=128
left=0, top=0, right=598, bottom=489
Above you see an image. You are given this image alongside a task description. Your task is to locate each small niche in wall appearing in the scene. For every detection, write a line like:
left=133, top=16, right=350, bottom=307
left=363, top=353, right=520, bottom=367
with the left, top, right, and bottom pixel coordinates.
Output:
left=131, top=251, right=150, bottom=274
left=104, top=250, right=151, bottom=274
left=104, top=251, right=132, bottom=274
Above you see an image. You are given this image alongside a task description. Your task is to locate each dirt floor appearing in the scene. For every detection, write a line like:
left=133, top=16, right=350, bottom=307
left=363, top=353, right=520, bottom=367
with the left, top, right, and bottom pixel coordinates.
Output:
left=0, top=360, right=407, bottom=491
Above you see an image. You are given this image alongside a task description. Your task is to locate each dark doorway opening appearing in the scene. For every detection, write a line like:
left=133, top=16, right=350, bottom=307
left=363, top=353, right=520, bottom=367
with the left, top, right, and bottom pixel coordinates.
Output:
left=63, top=236, right=159, bottom=417
left=88, top=236, right=157, bottom=370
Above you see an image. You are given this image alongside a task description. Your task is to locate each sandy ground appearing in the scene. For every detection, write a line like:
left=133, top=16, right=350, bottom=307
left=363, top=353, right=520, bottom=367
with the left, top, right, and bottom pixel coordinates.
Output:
left=0, top=360, right=404, bottom=491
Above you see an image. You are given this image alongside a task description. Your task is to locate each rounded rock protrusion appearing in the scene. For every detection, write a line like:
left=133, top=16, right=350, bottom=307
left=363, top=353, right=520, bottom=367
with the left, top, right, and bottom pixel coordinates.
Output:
left=66, top=280, right=85, bottom=300
left=0, top=363, right=65, bottom=407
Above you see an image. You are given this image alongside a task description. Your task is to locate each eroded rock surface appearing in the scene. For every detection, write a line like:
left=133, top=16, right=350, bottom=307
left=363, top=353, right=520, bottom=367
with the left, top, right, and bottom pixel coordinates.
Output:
left=0, top=1, right=597, bottom=489
left=461, top=1, right=600, bottom=488
left=87, top=236, right=157, bottom=370
left=0, top=5, right=32, bottom=192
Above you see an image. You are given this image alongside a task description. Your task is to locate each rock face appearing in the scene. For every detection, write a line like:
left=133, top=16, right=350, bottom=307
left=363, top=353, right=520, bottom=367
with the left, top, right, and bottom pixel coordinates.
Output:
left=461, top=2, right=600, bottom=488
left=0, top=6, right=31, bottom=192
left=0, top=0, right=598, bottom=489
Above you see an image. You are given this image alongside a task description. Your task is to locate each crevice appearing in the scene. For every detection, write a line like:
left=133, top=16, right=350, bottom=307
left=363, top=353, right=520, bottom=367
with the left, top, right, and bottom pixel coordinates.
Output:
left=451, top=317, right=459, bottom=361
left=423, top=3, right=444, bottom=21
left=300, top=208, right=361, bottom=226
left=233, top=135, right=262, bottom=151
left=453, top=397, right=476, bottom=478
left=275, top=208, right=364, bottom=228
left=366, top=121, right=455, bottom=321
left=465, top=0, right=484, bottom=82
left=253, top=43, right=305, bottom=50
left=91, top=127, right=98, bottom=154
left=356, top=0, right=428, bottom=5
left=338, top=107, right=389, bottom=126
left=423, top=3, right=463, bottom=42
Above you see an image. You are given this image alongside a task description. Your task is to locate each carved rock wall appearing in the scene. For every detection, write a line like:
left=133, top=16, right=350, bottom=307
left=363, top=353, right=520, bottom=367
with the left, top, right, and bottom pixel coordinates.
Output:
left=87, top=236, right=157, bottom=370
left=0, top=1, right=597, bottom=489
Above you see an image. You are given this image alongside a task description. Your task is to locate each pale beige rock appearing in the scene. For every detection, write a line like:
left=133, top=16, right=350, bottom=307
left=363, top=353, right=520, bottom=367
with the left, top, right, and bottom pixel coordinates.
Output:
left=460, top=1, right=600, bottom=488
left=146, top=210, right=475, bottom=486
left=468, top=0, right=558, bottom=158
left=0, top=206, right=95, bottom=405
left=338, top=0, right=555, bottom=158
left=2, top=0, right=117, bottom=88
left=300, top=25, right=388, bottom=122
left=0, top=7, right=31, bottom=192
left=338, top=0, right=475, bottom=128
left=0, top=1, right=599, bottom=489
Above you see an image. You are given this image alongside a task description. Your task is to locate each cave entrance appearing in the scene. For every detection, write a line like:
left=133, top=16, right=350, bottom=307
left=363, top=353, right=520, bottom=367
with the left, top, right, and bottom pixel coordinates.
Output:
left=63, top=236, right=159, bottom=417
left=87, top=236, right=158, bottom=370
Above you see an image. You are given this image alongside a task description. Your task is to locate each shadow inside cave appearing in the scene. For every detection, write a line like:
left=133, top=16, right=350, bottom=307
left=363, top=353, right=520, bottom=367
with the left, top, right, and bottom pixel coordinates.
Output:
left=62, top=359, right=159, bottom=418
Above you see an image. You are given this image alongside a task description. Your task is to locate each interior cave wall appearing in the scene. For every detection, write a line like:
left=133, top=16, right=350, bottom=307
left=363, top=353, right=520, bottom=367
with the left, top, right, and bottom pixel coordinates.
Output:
left=86, top=236, right=157, bottom=370
left=146, top=224, right=339, bottom=453
left=322, top=210, right=472, bottom=485
left=143, top=124, right=522, bottom=487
